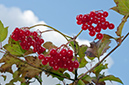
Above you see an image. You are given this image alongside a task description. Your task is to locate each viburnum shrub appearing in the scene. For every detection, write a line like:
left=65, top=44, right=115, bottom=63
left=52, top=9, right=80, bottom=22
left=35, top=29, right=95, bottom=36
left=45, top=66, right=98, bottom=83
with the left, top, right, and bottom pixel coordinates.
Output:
left=0, top=1, right=129, bottom=85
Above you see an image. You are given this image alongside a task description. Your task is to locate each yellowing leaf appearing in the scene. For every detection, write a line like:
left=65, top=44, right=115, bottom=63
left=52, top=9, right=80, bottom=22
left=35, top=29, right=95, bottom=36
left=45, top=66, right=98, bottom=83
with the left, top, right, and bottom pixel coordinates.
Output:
left=3, top=44, right=24, bottom=56
left=0, top=20, right=8, bottom=42
left=115, top=14, right=129, bottom=36
left=0, top=54, right=42, bottom=83
left=111, top=0, right=129, bottom=15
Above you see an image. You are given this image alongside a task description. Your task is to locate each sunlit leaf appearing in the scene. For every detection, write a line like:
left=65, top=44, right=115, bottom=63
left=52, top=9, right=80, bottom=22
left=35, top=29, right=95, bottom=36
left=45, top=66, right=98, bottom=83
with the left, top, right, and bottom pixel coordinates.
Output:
left=93, top=63, right=108, bottom=77
left=111, top=0, right=129, bottom=15
left=99, top=75, right=123, bottom=84
left=77, top=79, right=85, bottom=85
left=0, top=20, right=8, bottom=42
left=78, top=45, right=88, bottom=59
left=78, top=57, right=88, bottom=68
left=3, top=44, right=24, bottom=56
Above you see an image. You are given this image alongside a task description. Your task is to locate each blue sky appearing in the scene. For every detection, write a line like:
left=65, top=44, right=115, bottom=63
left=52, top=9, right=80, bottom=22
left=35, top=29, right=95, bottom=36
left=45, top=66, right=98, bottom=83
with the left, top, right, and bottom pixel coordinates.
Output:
left=0, top=0, right=129, bottom=85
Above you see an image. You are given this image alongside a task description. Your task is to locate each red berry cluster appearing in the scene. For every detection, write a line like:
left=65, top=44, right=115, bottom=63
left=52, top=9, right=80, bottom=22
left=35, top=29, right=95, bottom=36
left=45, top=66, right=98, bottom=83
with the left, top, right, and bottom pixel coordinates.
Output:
left=11, top=28, right=45, bottom=54
left=76, top=11, right=115, bottom=39
left=38, top=48, right=79, bottom=72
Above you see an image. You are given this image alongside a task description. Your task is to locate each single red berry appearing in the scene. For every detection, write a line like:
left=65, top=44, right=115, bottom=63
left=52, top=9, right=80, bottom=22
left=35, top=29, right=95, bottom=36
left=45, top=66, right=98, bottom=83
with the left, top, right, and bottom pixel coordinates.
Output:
left=92, top=17, right=98, bottom=24
left=76, top=14, right=83, bottom=21
left=81, top=24, right=88, bottom=30
left=49, top=60, right=55, bottom=67
left=96, top=33, right=103, bottom=39
left=82, top=14, right=89, bottom=22
left=50, top=49, right=57, bottom=56
left=76, top=20, right=83, bottom=25
left=103, top=11, right=108, bottom=17
left=60, top=48, right=67, bottom=56
left=74, top=60, right=79, bottom=68
left=108, top=23, right=115, bottom=29
left=100, top=17, right=106, bottom=22
left=68, top=66, right=74, bottom=72
left=89, top=31, right=96, bottom=36
left=19, top=29, right=25, bottom=36
left=96, top=12, right=102, bottom=18
left=25, top=30, right=31, bottom=36
left=104, top=21, right=109, bottom=27
left=42, top=59, right=48, bottom=65
left=38, top=54, right=45, bottom=60
left=67, top=49, right=73, bottom=57
left=88, top=26, right=94, bottom=31
left=32, top=31, right=38, bottom=37
left=89, top=11, right=96, bottom=17
left=95, top=26, right=101, bottom=32
left=53, top=65, right=59, bottom=70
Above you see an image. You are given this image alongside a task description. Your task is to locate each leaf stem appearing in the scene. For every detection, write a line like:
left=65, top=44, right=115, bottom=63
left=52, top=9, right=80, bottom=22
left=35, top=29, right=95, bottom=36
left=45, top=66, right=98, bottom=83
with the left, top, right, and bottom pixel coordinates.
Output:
left=29, top=24, right=72, bottom=41
left=75, top=29, right=83, bottom=39
left=78, top=32, right=129, bottom=80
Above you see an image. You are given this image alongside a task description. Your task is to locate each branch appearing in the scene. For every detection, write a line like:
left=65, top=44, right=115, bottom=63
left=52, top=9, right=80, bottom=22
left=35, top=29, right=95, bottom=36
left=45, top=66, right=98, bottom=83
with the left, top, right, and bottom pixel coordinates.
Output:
left=78, top=32, right=129, bottom=79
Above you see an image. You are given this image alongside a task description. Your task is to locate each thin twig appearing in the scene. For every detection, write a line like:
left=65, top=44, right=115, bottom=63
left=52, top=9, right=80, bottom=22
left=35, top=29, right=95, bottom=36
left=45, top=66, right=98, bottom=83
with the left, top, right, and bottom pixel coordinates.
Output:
left=78, top=32, right=129, bottom=79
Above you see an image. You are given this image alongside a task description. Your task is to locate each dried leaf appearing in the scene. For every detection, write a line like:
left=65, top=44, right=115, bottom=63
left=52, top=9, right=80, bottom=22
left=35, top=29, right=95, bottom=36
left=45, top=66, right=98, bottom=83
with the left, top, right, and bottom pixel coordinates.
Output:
left=0, top=54, right=42, bottom=83
left=85, top=39, right=111, bottom=58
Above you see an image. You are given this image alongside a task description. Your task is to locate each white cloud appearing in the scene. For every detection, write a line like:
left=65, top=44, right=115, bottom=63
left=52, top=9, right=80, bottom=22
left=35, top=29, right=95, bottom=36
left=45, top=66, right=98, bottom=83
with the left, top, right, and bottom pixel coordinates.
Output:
left=0, top=4, right=117, bottom=85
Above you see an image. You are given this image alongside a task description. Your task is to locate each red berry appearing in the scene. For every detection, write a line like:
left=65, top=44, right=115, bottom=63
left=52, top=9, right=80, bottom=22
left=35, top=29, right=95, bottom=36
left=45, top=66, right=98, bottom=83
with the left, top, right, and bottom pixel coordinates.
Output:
left=96, top=33, right=103, bottom=39
left=95, top=26, right=101, bottom=32
left=53, top=65, right=59, bottom=70
left=67, top=49, right=73, bottom=57
left=42, top=59, right=48, bottom=65
left=32, top=31, right=38, bottom=37
left=74, top=60, right=79, bottom=68
left=38, top=54, right=45, bottom=60
left=88, top=26, right=94, bottom=31
left=50, top=49, right=57, bottom=56
left=89, top=11, right=96, bottom=17
left=96, top=12, right=102, bottom=17
left=100, top=17, right=106, bottom=22
left=25, top=30, right=31, bottom=36
left=81, top=24, right=88, bottom=30
left=89, top=31, right=96, bottom=36
left=108, top=23, right=115, bottom=29
left=103, top=11, right=108, bottom=17
left=76, top=14, right=83, bottom=21
left=76, top=20, right=83, bottom=25
left=60, top=49, right=67, bottom=56
left=82, top=14, right=89, bottom=22
left=68, top=66, right=74, bottom=72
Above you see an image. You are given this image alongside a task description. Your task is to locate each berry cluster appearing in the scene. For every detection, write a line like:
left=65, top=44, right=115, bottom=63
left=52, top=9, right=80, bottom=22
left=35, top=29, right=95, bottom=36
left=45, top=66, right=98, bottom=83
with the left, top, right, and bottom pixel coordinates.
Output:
left=38, top=48, right=79, bottom=72
left=11, top=28, right=45, bottom=54
left=76, top=11, right=115, bottom=39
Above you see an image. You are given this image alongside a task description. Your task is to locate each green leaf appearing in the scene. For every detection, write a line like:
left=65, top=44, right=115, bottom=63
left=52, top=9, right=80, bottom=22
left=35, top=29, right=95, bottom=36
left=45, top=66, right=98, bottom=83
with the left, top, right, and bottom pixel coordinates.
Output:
left=69, top=39, right=79, bottom=52
left=0, top=20, right=8, bottom=42
left=3, top=44, right=24, bottom=56
left=77, top=79, right=85, bottom=85
left=115, top=14, right=129, bottom=36
left=99, top=75, right=123, bottom=84
left=78, top=57, right=88, bottom=68
left=1, top=75, right=7, bottom=81
left=78, top=45, right=88, bottom=59
left=93, top=63, right=108, bottom=77
left=81, top=74, right=92, bottom=83
left=97, top=40, right=111, bottom=57
left=63, top=72, right=70, bottom=79
left=111, top=0, right=129, bottom=15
